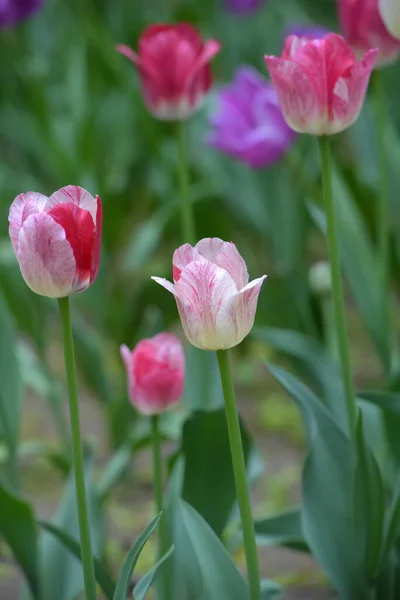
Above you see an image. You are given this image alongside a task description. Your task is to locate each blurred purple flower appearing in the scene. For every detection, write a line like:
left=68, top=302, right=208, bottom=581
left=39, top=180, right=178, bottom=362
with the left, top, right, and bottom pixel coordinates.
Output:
left=225, top=0, right=262, bottom=15
left=0, top=0, right=44, bottom=27
left=284, top=23, right=329, bottom=40
left=207, top=66, right=296, bottom=169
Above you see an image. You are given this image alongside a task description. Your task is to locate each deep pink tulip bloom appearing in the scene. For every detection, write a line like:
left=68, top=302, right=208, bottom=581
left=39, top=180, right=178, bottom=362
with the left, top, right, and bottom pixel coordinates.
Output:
left=8, top=186, right=102, bottom=298
left=152, top=238, right=267, bottom=351
left=264, top=33, right=378, bottom=136
left=116, top=23, right=221, bottom=121
left=338, top=0, right=400, bottom=66
left=120, top=333, right=185, bottom=415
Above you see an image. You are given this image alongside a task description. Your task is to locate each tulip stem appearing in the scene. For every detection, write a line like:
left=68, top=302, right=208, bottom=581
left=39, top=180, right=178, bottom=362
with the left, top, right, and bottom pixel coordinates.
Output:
left=373, top=70, right=391, bottom=373
left=176, top=122, right=196, bottom=245
left=318, top=136, right=357, bottom=438
left=216, top=349, right=261, bottom=600
left=151, top=414, right=170, bottom=600
left=58, top=297, right=97, bottom=600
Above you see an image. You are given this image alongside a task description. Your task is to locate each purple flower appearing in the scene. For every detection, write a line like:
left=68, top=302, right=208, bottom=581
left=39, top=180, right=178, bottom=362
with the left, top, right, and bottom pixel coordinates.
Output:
left=207, top=66, right=296, bottom=169
left=0, top=0, right=45, bottom=28
left=284, top=23, right=329, bottom=41
left=224, top=0, right=262, bottom=15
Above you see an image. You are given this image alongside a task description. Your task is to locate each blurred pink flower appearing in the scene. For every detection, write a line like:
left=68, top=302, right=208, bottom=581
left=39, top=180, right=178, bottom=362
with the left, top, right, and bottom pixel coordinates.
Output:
left=0, top=0, right=44, bottom=28
left=264, top=33, right=378, bottom=135
left=152, top=238, right=266, bottom=351
left=8, top=186, right=102, bottom=298
left=120, top=333, right=185, bottom=415
left=338, top=0, right=400, bottom=66
left=116, top=23, right=221, bottom=120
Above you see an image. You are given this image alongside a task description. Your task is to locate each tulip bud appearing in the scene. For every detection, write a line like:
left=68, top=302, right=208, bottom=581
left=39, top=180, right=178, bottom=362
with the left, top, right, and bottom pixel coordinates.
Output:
left=308, top=261, right=332, bottom=297
left=120, top=333, right=185, bottom=415
left=152, top=238, right=266, bottom=350
left=116, top=23, right=221, bottom=121
left=264, top=33, right=378, bottom=136
left=8, top=186, right=102, bottom=298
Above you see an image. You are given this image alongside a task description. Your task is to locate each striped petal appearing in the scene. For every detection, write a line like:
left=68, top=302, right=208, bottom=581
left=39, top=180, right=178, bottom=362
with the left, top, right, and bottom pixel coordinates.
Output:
left=46, top=186, right=97, bottom=224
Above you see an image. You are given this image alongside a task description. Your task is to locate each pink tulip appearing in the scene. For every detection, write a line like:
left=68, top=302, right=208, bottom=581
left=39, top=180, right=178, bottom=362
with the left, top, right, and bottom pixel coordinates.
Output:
left=116, top=23, right=221, bottom=121
left=338, top=0, right=400, bottom=66
left=8, top=186, right=102, bottom=298
left=152, top=238, right=266, bottom=350
left=264, top=33, right=378, bottom=136
left=120, top=333, right=185, bottom=415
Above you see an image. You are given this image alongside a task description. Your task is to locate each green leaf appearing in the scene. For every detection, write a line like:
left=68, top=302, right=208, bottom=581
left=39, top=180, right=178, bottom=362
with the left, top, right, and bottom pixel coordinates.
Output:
left=38, top=520, right=115, bottom=600
left=267, top=362, right=369, bottom=599
left=133, top=545, right=174, bottom=600
left=180, top=409, right=256, bottom=536
left=254, top=326, right=346, bottom=430
left=0, top=484, right=40, bottom=599
left=0, top=293, right=23, bottom=472
left=254, top=509, right=308, bottom=552
left=354, top=413, right=385, bottom=577
left=359, top=391, right=400, bottom=463
left=113, top=513, right=162, bottom=600
left=170, top=499, right=250, bottom=600
left=184, top=346, right=223, bottom=411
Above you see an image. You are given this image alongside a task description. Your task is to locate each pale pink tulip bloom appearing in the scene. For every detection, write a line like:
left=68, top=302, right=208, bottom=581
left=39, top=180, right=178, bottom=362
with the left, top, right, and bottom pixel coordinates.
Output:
left=338, top=0, right=400, bottom=66
left=120, top=333, right=185, bottom=415
left=264, top=33, right=378, bottom=136
left=152, top=238, right=266, bottom=350
left=379, top=0, right=400, bottom=40
left=8, top=186, right=102, bottom=298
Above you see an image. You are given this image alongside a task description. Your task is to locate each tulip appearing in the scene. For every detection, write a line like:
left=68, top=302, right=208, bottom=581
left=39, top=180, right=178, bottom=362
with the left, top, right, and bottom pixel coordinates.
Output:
left=207, top=66, right=296, bottom=168
left=8, top=185, right=102, bottom=298
left=224, top=0, right=262, bottom=15
left=379, top=0, right=400, bottom=39
left=264, top=33, right=378, bottom=136
left=338, top=0, right=400, bottom=66
left=116, top=23, right=221, bottom=121
left=120, top=333, right=185, bottom=415
left=0, top=0, right=45, bottom=27
left=152, top=238, right=266, bottom=350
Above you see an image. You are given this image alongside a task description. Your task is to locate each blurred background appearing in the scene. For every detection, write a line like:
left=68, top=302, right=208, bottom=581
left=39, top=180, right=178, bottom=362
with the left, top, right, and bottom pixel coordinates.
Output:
left=2, top=0, right=400, bottom=598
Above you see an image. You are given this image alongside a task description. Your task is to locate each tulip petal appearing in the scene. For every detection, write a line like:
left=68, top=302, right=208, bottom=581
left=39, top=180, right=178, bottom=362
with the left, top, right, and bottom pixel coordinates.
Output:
left=46, top=186, right=97, bottom=224
left=17, top=213, right=76, bottom=298
left=173, top=243, right=203, bottom=282
left=151, top=276, right=177, bottom=295
left=264, top=56, right=323, bottom=134
left=115, top=44, right=140, bottom=66
left=175, top=260, right=237, bottom=350
left=380, top=0, right=400, bottom=39
left=120, top=344, right=135, bottom=404
left=185, top=39, right=221, bottom=89
left=91, top=195, right=103, bottom=283
left=215, top=275, right=267, bottom=349
left=9, top=191, right=48, bottom=252
left=152, top=332, right=185, bottom=370
left=195, top=238, right=249, bottom=289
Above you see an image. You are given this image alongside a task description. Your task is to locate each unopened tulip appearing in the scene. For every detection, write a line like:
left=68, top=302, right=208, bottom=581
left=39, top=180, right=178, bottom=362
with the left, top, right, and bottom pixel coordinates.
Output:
left=379, top=0, right=400, bottom=39
left=116, top=23, right=221, bottom=121
left=9, top=186, right=102, bottom=298
left=338, top=0, right=400, bottom=66
left=120, top=333, right=185, bottom=415
left=265, top=33, right=378, bottom=136
left=152, top=238, right=266, bottom=350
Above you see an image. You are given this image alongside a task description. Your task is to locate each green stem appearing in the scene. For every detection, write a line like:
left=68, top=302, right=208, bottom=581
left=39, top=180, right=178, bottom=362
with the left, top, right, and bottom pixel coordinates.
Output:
left=318, top=136, right=357, bottom=438
left=216, top=350, right=261, bottom=600
left=373, top=70, right=391, bottom=373
left=151, top=415, right=170, bottom=600
left=58, top=297, right=97, bottom=600
left=176, top=122, right=196, bottom=245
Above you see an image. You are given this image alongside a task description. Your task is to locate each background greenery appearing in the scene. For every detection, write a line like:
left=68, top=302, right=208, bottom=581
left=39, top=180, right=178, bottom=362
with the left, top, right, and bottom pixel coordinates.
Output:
left=2, top=0, right=400, bottom=598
